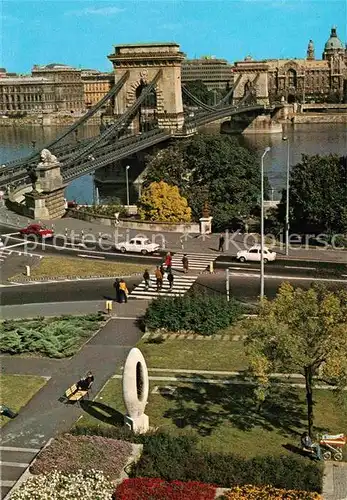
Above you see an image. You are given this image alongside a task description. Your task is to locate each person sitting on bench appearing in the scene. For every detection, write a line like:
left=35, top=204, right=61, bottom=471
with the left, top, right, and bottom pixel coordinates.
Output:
left=76, top=371, right=94, bottom=391
left=301, top=431, right=322, bottom=460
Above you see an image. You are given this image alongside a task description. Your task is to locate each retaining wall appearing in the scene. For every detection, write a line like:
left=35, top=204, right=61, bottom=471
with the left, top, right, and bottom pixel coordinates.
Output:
left=70, top=209, right=200, bottom=233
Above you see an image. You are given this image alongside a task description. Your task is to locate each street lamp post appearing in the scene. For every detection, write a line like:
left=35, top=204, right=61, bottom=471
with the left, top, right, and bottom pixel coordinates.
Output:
left=125, top=165, right=130, bottom=209
left=282, top=134, right=290, bottom=256
left=260, top=147, right=271, bottom=300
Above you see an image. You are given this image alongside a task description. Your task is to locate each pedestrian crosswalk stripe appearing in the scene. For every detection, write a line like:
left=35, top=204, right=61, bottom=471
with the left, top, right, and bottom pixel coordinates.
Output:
left=130, top=274, right=198, bottom=300
left=171, top=252, right=218, bottom=271
left=0, top=248, right=12, bottom=264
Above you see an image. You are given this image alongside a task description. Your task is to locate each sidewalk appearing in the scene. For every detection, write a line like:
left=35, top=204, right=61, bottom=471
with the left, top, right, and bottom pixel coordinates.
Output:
left=0, top=299, right=149, bottom=320
left=0, top=206, right=346, bottom=263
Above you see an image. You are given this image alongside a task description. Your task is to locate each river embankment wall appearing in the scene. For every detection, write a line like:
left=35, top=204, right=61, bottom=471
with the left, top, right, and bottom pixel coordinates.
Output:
left=292, top=113, right=347, bottom=124
left=0, top=115, right=101, bottom=127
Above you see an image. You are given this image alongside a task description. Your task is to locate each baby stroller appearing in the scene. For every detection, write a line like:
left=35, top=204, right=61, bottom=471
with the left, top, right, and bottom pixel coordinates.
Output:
left=318, top=433, right=346, bottom=461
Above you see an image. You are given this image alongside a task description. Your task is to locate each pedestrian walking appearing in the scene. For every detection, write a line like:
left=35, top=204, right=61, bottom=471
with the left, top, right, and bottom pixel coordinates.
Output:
left=165, top=252, right=172, bottom=274
left=143, top=269, right=150, bottom=290
left=167, top=271, right=174, bottom=290
left=113, top=278, right=121, bottom=302
left=155, top=266, right=163, bottom=291
left=160, top=263, right=166, bottom=278
left=180, top=235, right=184, bottom=250
left=218, top=233, right=225, bottom=252
left=119, top=279, right=129, bottom=303
left=182, top=254, right=189, bottom=273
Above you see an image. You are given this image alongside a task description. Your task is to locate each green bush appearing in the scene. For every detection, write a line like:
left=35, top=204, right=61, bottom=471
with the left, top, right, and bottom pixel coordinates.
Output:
left=72, top=427, right=323, bottom=492
left=144, top=291, right=243, bottom=335
left=0, top=313, right=105, bottom=358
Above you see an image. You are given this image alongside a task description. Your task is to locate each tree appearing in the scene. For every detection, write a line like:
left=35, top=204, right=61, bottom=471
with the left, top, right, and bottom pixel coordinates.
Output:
left=144, top=134, right=263, bottom=229
left=138, top=181, right=192, bottom=222
left=245, top=282, right=347, bottom=437
left=278, top=154, right=347, bottom=234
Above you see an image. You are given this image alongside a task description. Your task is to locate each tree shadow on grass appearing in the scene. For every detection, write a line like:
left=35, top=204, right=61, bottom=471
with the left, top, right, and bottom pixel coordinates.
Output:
left=161, top=375, right=311, bottom=438
left=80, top=400, right=123, bottom=426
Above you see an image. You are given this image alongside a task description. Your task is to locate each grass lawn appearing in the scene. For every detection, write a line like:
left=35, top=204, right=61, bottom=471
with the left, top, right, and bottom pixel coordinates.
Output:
left=0, top=374, right=47, bottom=426
left=136, top=337, right=248, bottom=372
left=0, top=314, right=106, bottom=358
left=9, top=255, right=148, bottom=280
left=77, top=378, right=347, bottom=459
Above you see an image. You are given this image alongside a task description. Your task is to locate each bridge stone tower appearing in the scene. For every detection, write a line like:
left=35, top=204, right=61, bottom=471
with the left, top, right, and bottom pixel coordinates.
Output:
left=232, top=61, right=270, bottom=106
left=108, top=43, right=185, bottom=131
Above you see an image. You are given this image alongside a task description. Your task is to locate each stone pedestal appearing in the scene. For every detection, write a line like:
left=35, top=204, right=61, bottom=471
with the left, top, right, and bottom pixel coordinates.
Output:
left=199, top=216, right=213, bottom=235
left=124, top=414, right=149, bottom=434
left=24, top=149, right=67, bottom=220
left=25, top=187, right=66, bottom=220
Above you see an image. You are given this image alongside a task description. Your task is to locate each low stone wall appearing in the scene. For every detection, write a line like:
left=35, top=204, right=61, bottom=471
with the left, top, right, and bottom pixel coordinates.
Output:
left=0, top=115, right=100, bottom=127
left=70, top=209, right=200, bottom=233
left=6, top=198, right=31, bottom=217
left=293, top=113, right=347, bottom=124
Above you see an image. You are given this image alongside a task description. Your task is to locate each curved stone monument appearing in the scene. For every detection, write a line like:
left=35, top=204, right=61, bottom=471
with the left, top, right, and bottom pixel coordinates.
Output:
left=122, top=347, right=149, bottom=434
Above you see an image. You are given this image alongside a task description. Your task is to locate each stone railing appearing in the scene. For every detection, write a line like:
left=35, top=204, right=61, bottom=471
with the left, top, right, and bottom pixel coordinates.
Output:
left=69, top=208, right=200, bottom=233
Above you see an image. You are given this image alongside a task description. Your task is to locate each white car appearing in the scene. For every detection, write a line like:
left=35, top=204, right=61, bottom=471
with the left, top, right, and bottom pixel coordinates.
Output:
left=115, top=237, right=160, bottom=255
left=236, top=245, right=276, bottom=263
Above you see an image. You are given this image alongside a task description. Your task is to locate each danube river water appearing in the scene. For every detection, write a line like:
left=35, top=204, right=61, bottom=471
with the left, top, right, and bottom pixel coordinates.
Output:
left=0, top=123, right=346, bottom=204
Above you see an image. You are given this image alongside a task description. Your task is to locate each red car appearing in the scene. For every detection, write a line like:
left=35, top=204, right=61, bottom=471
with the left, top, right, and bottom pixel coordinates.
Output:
left=19, top=224, right=54, bottom=239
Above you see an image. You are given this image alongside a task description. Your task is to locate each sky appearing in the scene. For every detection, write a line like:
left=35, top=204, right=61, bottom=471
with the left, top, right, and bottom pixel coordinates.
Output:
left=1, top=0, right=346, bottom=74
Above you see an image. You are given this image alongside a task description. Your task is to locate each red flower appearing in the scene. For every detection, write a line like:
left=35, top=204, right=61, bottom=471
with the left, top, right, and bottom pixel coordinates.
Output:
left=115, top=478, right=216, bottom=500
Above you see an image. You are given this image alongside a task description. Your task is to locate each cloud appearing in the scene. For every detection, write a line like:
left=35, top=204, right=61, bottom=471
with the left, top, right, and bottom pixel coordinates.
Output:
left=66, top=6, right=125, bottom=16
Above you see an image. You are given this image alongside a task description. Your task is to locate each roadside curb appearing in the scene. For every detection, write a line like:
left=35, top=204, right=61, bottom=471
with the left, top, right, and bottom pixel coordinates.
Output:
left=8, top=272, right=145, bottom=284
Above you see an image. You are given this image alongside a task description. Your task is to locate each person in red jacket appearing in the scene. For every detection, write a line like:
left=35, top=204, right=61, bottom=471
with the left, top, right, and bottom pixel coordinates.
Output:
left=165, top=252, right=172, bottom=273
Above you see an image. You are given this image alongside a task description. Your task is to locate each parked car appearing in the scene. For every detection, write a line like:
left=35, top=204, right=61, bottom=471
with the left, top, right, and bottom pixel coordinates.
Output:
left=19, top=224, right=54, bottom=239
left=115, top=237, right=160, bottom=255
left=236, top=245, right=276, bottom=263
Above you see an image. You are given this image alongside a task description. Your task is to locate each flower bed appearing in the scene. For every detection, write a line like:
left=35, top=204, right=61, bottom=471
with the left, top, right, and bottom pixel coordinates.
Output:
left=30, top=434, right=133, bottom=480
left=10, top=470, right=114, bottom=500
left=115, top=478, right=216, bottom=500
left=224, top=485, right=323, bottom=499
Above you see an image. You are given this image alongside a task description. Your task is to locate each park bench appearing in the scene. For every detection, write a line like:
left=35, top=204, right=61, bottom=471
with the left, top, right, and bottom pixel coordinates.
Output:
left=64, top=382, right=93, bottom=404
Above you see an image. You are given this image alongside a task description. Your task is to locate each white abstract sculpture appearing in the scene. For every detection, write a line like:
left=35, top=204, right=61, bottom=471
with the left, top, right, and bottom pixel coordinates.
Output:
left=122, top=347, right=149, bottom=434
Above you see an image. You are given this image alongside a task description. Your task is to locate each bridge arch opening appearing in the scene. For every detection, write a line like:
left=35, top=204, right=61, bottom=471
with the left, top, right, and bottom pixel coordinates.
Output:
left=135, top=82, right=159, bottom=133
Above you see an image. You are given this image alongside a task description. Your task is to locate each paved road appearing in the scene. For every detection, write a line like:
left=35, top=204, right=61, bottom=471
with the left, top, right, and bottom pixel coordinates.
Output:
left=1, top=267, right=346, bottom=307
left=1, top=221, right=347, bottom=264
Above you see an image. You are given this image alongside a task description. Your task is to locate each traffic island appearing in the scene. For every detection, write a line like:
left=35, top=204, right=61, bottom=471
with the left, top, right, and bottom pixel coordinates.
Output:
left=8, top=255, right=148, bottom=282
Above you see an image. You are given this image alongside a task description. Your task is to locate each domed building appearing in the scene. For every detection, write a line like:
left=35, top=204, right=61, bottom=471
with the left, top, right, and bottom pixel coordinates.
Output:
left=233, top=26, right=347, bottom=104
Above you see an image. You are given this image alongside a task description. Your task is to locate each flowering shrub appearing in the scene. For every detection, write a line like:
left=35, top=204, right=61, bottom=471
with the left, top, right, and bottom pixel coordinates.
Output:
left=10, top=469, right=114, bottom=500
left=30, top=434, right=133, bottom=480
left=225, top=485, right=323, bottom=499
left=115, top=478, right=216, bottom=500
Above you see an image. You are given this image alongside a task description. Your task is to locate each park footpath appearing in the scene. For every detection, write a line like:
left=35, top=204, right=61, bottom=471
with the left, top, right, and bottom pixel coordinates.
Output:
left=0, top=206, right=346, bottom=263
left=0, top=300, right=149, bottom=499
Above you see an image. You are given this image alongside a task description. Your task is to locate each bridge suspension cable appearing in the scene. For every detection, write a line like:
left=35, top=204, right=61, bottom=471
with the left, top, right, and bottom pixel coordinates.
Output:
left=181, top=86, right=215, bottom=111
left=63, top=70, right=163, bottom=167
left=1, top=71, right=130, bottom=172
left=45, top=71, right=130, bottom=149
